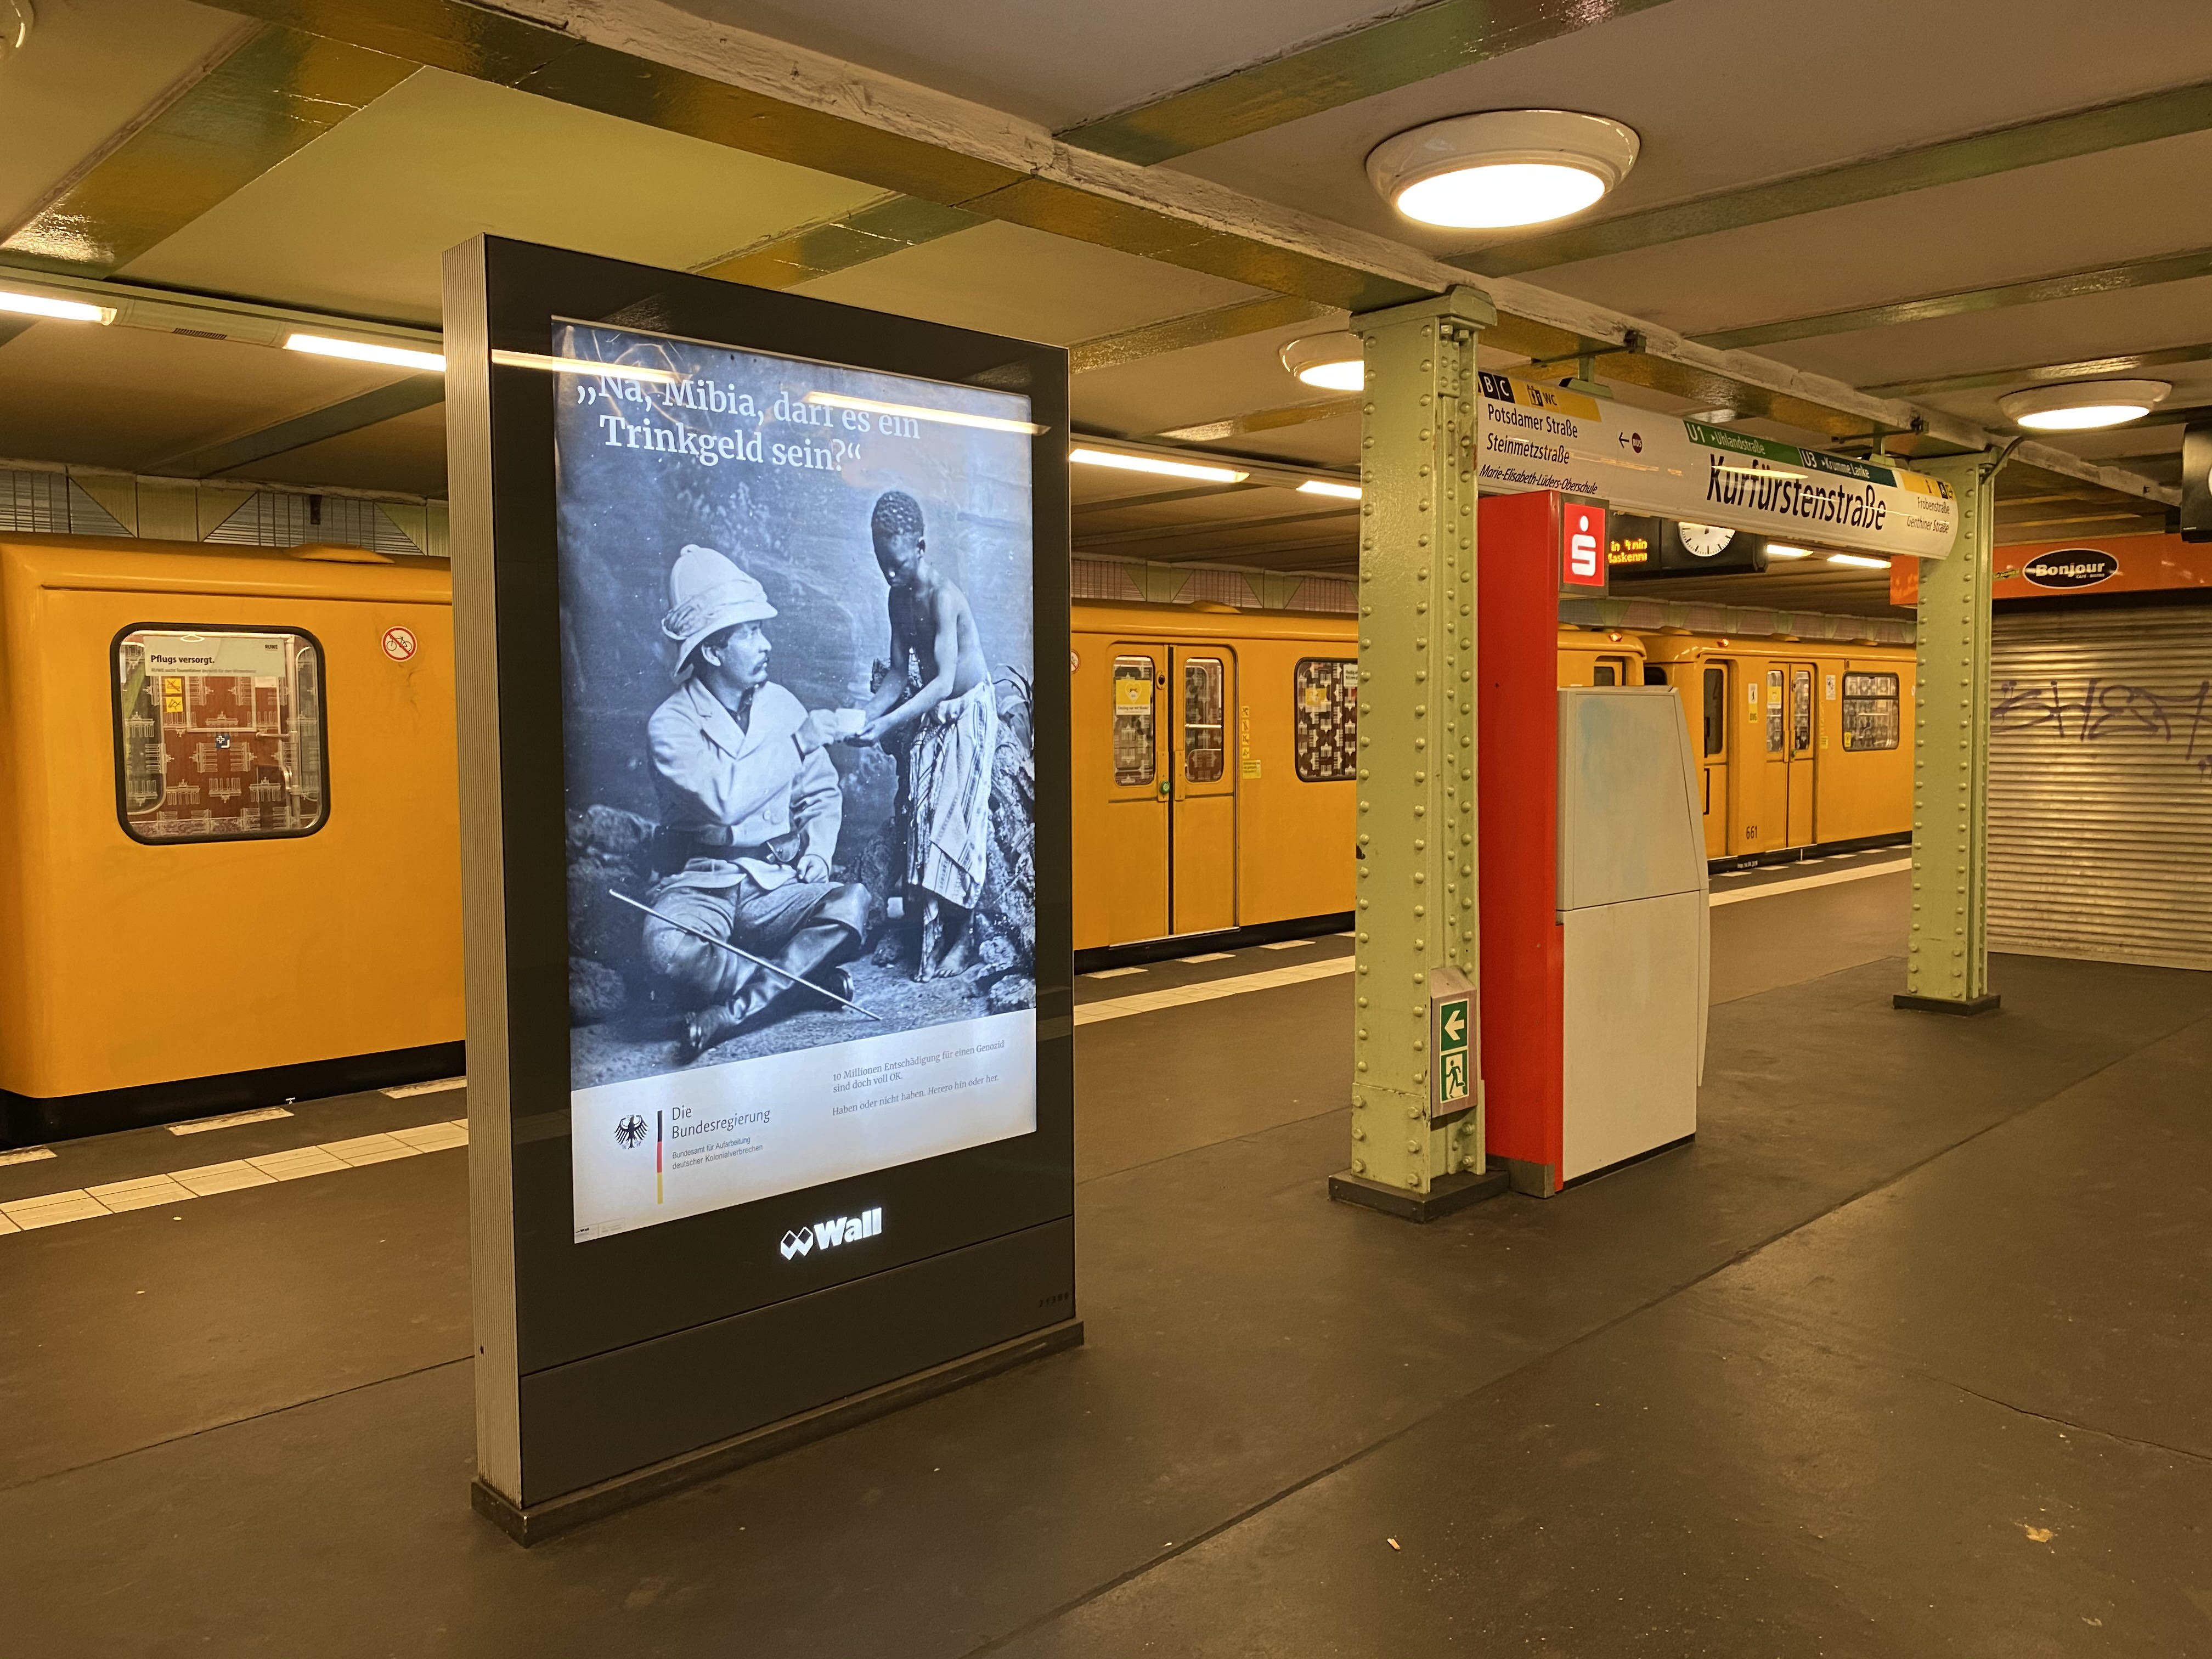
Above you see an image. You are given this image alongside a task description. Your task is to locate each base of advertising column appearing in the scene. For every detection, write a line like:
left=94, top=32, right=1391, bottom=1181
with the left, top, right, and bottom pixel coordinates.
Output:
left=1328, top=1166, right=1511, bottom=1222
left=470, top=1318, right=1084, bottom=1546
left=1893, top=992, right=2003, bottom=1017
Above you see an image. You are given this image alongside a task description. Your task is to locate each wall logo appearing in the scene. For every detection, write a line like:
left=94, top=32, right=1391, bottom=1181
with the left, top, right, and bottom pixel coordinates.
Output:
left=614, top=1113, right=648, bottom=1149
left=2022, top=548, right=2118, bottom=589
left=779, top=1206, right=883, bottom=1260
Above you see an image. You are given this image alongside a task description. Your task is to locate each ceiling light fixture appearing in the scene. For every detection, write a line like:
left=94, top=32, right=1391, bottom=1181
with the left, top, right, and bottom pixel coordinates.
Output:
left=1367, top=110, right=1639, bottom=230
left=0, top=0, right=31, bottom=64
left=285, top=332, right=445, bottom=374
left=1827, top=552, right=1891, bottom=569
left=1763, top=544, right=1813, bottom=560
left=805, top=389, right=1045, bottom=435
left=1069, top=448, right=1248, bottom=484
left=1686, top=407, right=1739, bottom=424
left=1296, top=479, right=1362, bottom=499
left=1996, top=378, right=2170, bottom=431
left=1279, top=332, right=1364, bottom=392
left=0, top=287, right=113, bottom=324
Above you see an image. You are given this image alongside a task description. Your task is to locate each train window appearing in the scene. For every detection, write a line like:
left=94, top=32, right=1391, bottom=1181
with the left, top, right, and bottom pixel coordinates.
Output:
left=1764, top=668, right=1786, bottom=754
left=1592, top=663, right=1618, bottom=686
left=1700, top=667, right=1726, bottom=758
left=1644, top=666, right=1668, bottom=687
left=1791, top=667, right=1814, bottom=755
left=1841, top=671, right=1901, bottom=751
left=1183, top=657, right=1226, bottom=783
left=1111, top=656, right=1156, bottom=785
left=1293, top=658, right=1358, bottom=782
left=113, top=627, right=328, bottom=843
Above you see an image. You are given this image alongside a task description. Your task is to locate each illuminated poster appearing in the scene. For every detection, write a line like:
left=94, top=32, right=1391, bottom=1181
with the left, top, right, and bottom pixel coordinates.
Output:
left=554, top=322, right=1037, bottom=1241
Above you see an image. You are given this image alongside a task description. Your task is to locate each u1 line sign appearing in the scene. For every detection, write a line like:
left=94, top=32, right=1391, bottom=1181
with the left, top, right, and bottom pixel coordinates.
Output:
left=1475, top=372, right=1958, bottom=561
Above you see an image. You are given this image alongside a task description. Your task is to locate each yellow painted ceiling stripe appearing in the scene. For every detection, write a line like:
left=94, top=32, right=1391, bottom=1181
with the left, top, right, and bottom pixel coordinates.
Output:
left=3, top=25, right=415, bottom=275
left=1057, top=0, right=1678, bottom=165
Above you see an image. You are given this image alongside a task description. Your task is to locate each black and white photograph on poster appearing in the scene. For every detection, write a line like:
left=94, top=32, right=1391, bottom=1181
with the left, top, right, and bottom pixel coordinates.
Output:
left=554, top=321, right=1038, bottom=1243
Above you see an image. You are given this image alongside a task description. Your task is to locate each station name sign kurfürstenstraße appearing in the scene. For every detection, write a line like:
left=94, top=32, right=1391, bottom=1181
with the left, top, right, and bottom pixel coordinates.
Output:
left=1474, top=373, right=1957, bottom=562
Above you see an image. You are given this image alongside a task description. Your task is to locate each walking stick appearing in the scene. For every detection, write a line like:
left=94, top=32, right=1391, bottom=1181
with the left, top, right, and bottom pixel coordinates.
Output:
left=608, top=889, right=884, bottom=1021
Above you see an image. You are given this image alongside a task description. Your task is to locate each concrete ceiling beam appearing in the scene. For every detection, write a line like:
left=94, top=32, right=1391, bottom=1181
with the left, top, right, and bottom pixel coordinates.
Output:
left=1464, top=77, right=2212, bottom=277
left=1055, top=0, right=1679, bottom=165
left=181, top=0, right=2176, bottom=511
left=1692, top=246, right=2212, bottom=352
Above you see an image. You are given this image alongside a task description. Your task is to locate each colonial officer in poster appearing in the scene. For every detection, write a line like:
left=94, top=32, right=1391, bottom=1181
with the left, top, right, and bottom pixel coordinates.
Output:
left=641, top=544, right=872, bottom=1060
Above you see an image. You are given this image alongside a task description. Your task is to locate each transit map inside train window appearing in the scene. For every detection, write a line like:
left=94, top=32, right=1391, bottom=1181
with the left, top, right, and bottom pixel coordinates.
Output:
left=1294, top=658, right=1357, bottom=782
left=112, top=628, right=327, bottom=843
left=1841, top=672, right=1901, bottom=751
left=1113, top=657, right=1156, bottom=785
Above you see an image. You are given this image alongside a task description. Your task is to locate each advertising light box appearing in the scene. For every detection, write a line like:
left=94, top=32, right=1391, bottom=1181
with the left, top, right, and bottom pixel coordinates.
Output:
left=552, top=324, right=1041, bottom=1243
left=444, top=236, right=1076, bottom=1543
left=1475, top=371, right=1959, bottom=561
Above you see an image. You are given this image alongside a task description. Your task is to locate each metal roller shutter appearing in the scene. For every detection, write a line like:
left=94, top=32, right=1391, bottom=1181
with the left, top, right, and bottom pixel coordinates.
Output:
left=1989, top=606, right=2212, bottom=970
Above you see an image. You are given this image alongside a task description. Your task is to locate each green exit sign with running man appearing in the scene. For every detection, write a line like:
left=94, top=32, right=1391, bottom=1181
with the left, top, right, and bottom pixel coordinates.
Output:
left=1434, top=990, right=1470, bottom=1114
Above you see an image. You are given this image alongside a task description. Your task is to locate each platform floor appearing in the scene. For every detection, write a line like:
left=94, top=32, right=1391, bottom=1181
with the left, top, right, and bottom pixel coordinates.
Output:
left=3, top=870, right=2209, bottom=1656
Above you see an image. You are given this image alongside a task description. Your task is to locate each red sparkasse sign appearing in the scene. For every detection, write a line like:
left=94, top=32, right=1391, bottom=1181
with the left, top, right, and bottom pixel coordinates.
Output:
left=1561, top=500, right=1607, bottom=589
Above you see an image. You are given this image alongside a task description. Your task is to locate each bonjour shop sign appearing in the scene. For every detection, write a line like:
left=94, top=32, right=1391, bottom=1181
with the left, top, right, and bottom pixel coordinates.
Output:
left=1892, top=532, right=2212, bottom=605
left=1996, top=534, right=2212, bottom=599
left=2018, top=549, right=2120, bottom=589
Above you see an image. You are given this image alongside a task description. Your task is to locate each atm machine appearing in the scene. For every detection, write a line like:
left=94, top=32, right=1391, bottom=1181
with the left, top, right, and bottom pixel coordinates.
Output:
left=1477, top=492, right=1707, bottom=1197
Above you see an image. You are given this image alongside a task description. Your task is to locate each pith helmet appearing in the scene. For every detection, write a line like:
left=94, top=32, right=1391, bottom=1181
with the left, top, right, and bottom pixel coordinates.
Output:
left=661, top=544, right=776, bottom=679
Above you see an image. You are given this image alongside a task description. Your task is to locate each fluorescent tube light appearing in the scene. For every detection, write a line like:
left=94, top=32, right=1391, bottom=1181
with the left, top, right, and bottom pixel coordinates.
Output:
left=804, top=390, right=1044, bottom=436
left=285, top=332, right=445, bottom=374
left=493, top=349, right=680, bottom=386
left=1297, top=479, right=1362, bottom=499
left=1069, top=448, right=1248, bottom=483
left=1763, top=544, right=1813, bottom=559
left=0, top=289, right=115, bottom=324
left=1826, top=552, right=1890, bottom=569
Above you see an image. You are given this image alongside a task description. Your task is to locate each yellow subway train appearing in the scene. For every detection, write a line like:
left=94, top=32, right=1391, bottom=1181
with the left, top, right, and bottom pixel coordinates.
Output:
left=1071, top=599, right=1915, bottom=949
left=0, top=535, right=1914, bottom=1141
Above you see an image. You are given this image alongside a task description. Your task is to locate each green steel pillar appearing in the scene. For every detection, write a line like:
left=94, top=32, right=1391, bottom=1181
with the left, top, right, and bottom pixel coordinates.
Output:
left=1896, top=450, right=2002, bottom=1016
left=1329, top=285, right=1506, bottom=1221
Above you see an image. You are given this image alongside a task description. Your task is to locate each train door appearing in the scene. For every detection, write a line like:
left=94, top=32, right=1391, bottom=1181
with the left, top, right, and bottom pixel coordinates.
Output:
left=1785, top=661, right=1816, bottom=845
left=1098, top=641, right=1239, bottom=944
left=1754, top=662, right=1791, bottom=852
left=1171, top=649, right=1237, bottom=935
left=1101, top=647, right=1171, bottom=944
left=1696, top=660, right=1729, bottom=857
